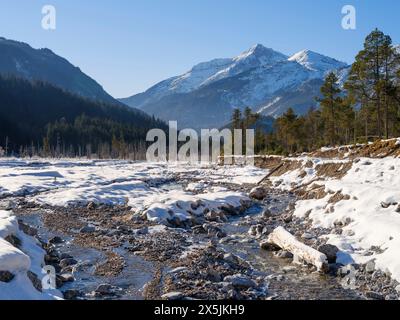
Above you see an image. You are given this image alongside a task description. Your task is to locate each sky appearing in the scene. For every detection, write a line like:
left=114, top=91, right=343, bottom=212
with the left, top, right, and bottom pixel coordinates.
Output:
left=0, top=0, right=400, bottom=98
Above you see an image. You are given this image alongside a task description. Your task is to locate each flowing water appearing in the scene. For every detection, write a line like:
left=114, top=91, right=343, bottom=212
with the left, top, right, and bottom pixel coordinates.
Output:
left=13, top=183, right=363, bottom=300
left=218, top=204, right=362, bottom=300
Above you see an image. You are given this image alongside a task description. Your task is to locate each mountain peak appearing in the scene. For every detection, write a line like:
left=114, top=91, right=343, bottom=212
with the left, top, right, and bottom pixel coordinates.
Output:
left=235, top=44, right=288, bottom=63
left=288, top=49, right=348, bottom=73
left=0, top=36, right=117, bottom=103
left=248, top=43, right=269, bottom=53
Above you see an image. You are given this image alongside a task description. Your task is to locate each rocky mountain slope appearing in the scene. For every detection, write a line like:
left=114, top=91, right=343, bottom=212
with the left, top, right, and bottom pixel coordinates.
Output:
left=121, top=44, right=349, bottom=129
left=0, top=37, right=116, bottom=104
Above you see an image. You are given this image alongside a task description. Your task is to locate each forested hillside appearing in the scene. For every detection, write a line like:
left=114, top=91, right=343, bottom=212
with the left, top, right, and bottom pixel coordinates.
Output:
left=0, top=75, right=165, bottom=157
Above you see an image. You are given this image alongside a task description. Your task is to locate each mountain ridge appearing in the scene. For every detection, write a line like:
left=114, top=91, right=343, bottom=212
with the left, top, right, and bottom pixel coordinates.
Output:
left=120, top=44, right=349, bottom=129
left=0, top=36, right=118, bottom=105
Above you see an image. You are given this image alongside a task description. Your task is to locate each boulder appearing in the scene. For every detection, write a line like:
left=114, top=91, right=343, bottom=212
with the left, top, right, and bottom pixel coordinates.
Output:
left=132, top=227, right=148, bottom=235
left=249, top=187, right=268, bottom=200
left=95, top=284, right=113, bottom=295
left=0, top=271, right=14, bottom=283
left=60, top=253, right=73, bottom=260
left=260, top=239, right=280, bottom=251
left=317, top=244, right=339, bottom=263
left=223, top=253, right=240, bottom=265
left=365, top=291, right=385, bottom=300
left=275, top=250, right=294, bottom=259
left=262, top=208, right=272, bottom=219
left=48, top=236, right=63, bottom=245
left=59, top=273, right=74, bottom=282
left=63, top=289, right=81, bottom=300
left=59, top=258, right=78, bottom=268
left=27, top=271, right=42, bottom=292
left=161, top=292, right=184, bottom=300
left=223, top=274, right=257, bottom=289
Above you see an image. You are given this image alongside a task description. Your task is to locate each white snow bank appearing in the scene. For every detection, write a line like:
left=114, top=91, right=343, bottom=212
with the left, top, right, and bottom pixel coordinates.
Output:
left=0, top=159, right=264, bottom=210
left=0, top=210, right=18, bottom=238
left=0, top=210, right=61, bottom=300
left=0, top=238, right=30, bottom=272
left=275, top=156, right=400, bottom=281
left=145, top=187, right=249, bottom=224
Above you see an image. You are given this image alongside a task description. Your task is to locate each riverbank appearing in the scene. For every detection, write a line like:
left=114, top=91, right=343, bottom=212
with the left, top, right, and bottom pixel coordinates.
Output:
left=1, top=148, right=400, bottom=300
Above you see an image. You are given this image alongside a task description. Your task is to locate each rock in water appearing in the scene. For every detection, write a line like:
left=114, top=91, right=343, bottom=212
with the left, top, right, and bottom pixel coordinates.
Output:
left=365, top=291, right=385, bottom=300
left=161, top=292, right=184, bottom=300
left=262, top=208, right=272, bottom=218
left=249, top=187, right=268, bottom=200
left=0, top=271, right=14, bottom=283
left=223, top=274, right=257, bottom=289
left=317, top=244, right=339, bottom=263
left=95, top=284, right=113, bottom=295
left=276, top=250, right=294, bottom=259
left=48, top=236, right=63, bottom=245
left=27, top=271, right=42, bottom=292
left=59, top=273, right=75, bottom=282
left=59, top=258, right=78, bottom=268
left=260, top=240, right=280, bottom=251
left=223, top=253, right=240, bottom=265
left=63, top=289, right=81, bottom=300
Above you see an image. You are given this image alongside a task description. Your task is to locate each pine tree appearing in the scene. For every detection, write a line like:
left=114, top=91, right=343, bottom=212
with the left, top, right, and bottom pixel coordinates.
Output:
left=318, top=72, right=342, bottom=146
left=231, top=109, right=242, bottom=130
left=345, top=29, right=396, bottom=140
left=275, top=108, right=299, bottom=154
left=243, top=107, right=252, bottom=129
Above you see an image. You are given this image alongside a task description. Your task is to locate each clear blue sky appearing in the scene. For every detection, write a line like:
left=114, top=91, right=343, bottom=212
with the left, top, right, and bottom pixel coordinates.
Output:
left=1, top=0, right=399, bottom=98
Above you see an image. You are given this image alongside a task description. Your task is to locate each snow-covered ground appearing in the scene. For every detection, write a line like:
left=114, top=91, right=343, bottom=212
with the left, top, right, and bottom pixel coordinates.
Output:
left=269, top=155, right=400, bottom=282
left=2, top=155, right=400, bottom=297
left=0, top=209, right=62, bottom=299
left=0, top=159, right=267, bottom=299
left=0, top=159, right=265, bottom=212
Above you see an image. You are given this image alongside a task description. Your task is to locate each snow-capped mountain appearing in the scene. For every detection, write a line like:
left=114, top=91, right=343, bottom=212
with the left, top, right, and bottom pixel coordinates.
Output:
left=0, top=37, right=117, bottom=104
left=288, top=49, right=348, bottom=76
left=122, top=44, right=288, bottom=110
left=121, top=44, right=350, bottom=130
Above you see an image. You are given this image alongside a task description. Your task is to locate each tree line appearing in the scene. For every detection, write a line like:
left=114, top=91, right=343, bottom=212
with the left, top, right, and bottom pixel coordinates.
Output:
left=231, top=29, right=400, bottom=155
left=0, top=75, right=166, bottom=158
